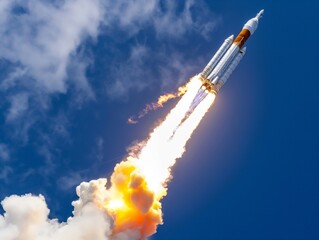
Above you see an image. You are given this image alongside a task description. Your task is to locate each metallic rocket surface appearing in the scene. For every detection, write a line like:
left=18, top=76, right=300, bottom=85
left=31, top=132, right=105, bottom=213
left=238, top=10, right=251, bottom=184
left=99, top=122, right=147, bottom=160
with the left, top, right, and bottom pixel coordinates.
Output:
left=171, top=10, right=264, bottom=134
left=200, top=10, right=264, bottom=94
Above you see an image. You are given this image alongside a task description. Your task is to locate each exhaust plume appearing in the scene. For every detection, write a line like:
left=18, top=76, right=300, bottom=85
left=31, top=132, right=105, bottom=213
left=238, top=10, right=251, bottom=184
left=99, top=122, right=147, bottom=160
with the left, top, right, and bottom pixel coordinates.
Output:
left=105, top=76, right=215, bottom=238
left=0, top=76, right=215, bottom=239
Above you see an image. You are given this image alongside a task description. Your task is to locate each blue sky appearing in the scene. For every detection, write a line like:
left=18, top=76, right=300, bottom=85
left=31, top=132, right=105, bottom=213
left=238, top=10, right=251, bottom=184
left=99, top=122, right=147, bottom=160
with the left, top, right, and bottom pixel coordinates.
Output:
left=0, top=0, right=318, bottom=239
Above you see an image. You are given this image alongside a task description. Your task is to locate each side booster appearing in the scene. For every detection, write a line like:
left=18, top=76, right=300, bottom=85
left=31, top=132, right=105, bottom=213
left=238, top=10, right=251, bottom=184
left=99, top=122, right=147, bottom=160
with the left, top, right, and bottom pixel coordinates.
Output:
left=200, top=10, right=264, bottom=94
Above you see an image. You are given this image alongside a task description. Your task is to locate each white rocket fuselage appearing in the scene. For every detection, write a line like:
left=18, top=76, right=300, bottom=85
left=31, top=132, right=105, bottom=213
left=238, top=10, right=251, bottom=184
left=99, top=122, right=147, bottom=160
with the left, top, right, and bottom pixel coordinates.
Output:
left=200, top=10, right=264, bottom=94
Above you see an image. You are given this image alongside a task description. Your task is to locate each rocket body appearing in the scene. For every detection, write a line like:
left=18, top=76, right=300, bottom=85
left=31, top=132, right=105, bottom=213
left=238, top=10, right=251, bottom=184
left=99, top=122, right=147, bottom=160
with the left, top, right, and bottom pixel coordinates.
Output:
left=200, top=10, right=264, bottom=94
left=172, top=10, right=264, bottom=133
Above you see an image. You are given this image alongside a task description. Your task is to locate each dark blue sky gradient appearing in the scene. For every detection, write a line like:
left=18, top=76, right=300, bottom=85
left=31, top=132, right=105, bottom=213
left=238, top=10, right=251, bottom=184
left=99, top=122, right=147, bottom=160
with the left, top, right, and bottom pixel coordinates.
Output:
left=1, top=0, right=318, bottom=239
left=156, top=1, right=319, bottom=239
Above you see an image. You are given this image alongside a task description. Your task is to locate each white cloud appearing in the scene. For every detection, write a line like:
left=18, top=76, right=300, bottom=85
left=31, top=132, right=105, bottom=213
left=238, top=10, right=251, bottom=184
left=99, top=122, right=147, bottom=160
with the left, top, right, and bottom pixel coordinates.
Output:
left=0, top=0, right=219, bottom=107
left=153, top=0, right=194, bottom=37
left=104, top=0, right=219, bottom=98
left=58, top=172, right=85, bottom=191
left=102, top=0, right=217, bottom=39
left=0, top=0, right=219, bottom=123
left=106, top=44, right=151, bottom=99
left=0, top=0, right=219, bottom=176
left=0, top=0, right=11, bottom=25
left=0, top=0, right=103, bottom=94
left=0, top=0, right=105, bottom=143
left=6, top=93, right=29, bottom=122
left=102, top=0, right=157, bottom=36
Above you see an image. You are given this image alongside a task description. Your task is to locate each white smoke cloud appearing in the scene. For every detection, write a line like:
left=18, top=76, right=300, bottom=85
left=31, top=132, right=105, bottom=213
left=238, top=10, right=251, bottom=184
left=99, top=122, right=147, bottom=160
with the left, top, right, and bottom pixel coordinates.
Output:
left=0, top=179, right=130, bottom=240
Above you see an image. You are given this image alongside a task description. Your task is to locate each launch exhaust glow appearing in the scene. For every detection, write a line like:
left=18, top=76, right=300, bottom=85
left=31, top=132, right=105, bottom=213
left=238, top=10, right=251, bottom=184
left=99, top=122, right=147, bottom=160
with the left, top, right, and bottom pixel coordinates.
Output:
left=104, top=76, right=215, bottom=238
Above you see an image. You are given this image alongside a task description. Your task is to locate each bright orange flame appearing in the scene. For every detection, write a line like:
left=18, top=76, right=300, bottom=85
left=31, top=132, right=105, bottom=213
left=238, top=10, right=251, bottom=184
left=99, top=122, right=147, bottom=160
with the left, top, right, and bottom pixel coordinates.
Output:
left=104, top=76, right=216, bottom=239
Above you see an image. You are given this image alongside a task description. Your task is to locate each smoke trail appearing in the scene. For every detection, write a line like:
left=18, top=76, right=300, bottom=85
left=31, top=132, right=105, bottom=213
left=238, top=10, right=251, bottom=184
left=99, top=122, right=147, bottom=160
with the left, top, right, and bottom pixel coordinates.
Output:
left=128, top=84, right=188, bottom=124
left=0, top=76, right=215, bottom=239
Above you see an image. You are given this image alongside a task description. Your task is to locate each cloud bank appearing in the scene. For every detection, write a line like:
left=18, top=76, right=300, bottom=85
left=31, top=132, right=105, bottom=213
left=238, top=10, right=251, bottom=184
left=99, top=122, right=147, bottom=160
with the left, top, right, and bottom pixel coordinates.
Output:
left=0, top=0, right=107, bottom=154
left=0, top=0, right=103, bottom=94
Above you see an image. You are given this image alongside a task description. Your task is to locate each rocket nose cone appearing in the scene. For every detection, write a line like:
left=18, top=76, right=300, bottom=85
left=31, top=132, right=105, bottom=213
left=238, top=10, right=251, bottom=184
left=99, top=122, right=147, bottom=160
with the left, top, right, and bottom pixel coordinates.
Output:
left=256, top=9, right=264, bottom=20
left=227, top=35, right=234, bottom=41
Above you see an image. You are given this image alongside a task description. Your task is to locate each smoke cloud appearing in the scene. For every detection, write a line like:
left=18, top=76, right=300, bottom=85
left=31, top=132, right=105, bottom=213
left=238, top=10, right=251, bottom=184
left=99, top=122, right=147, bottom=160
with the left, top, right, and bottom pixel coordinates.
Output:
left=0, top=179, right=114, bottom=240
left=0, top=176, right=158, bottom=240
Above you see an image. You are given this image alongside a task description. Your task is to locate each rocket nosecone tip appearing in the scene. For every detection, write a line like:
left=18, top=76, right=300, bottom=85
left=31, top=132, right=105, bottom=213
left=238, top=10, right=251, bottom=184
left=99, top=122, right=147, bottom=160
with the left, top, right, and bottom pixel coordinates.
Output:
left=227, top=35, right=234, bottom=41
left=256, top=9, right=264, bottom=20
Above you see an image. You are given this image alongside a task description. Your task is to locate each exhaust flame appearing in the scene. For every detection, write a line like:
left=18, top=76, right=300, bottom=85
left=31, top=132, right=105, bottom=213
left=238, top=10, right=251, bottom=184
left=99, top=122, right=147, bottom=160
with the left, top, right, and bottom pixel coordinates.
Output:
left=0, top=76, right=216, bottom=240
left=105, top=76, right=216, bottom=238
left=128, top=84, right=188, bottom=124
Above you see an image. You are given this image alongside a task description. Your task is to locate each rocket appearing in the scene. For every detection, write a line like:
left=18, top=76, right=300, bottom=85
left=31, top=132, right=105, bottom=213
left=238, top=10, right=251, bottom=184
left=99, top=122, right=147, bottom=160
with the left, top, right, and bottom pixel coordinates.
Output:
left=199, top=9, right=264, bottom=94
left=171, top=10, right=264, bottom=134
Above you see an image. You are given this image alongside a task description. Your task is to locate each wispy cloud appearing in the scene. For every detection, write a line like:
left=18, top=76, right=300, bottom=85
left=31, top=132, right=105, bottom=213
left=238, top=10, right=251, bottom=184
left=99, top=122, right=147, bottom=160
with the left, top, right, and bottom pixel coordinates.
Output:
left=0, top=0, right=218, bottom=130
left=0, top=144, right=10, bottom=162
left=6, top=93, right=29, bottom=122
left=0, top=0, right=104, bottom=144
left=153, top=0, right=200, bottom=38
left=104, top=0, right=220, bottom=98
left=106, top=44, right=152, bottom=99
left=0, top=166, right=12, bottom=182
left=57, top=172, right=86, bottom=191
left=0, top=0, right=219, bottom=180
left=0, top=144, right=11, bottom=182
left=0, top=0, right=103, bottom=94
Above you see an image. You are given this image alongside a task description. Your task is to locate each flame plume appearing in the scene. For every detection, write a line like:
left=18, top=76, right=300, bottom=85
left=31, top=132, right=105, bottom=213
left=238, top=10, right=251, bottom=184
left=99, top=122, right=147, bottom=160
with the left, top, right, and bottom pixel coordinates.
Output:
left=105, top=76, right=216, bottom=239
